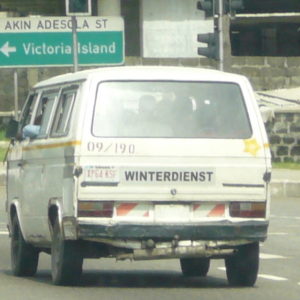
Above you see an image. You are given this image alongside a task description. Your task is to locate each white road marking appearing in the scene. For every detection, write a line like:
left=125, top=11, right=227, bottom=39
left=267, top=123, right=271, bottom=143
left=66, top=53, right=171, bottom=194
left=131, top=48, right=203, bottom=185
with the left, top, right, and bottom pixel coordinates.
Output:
left=258, top=274, right=288, bottom=281
left=0, top=223, right=8, bottom=235
left=268, top=232, right=288, bottom=236
left=260, top=253, right=288, bottom=259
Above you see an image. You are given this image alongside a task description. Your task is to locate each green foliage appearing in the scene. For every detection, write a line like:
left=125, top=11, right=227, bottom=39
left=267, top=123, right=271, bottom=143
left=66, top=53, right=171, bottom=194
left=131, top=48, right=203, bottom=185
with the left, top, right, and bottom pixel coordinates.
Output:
left=0, top=128, right=9, bottom=161
left=273, top=162, right=300, bottom=170
left=0, top=148, right=7, bottom=162
left=0, top=129, right=5, bottom=141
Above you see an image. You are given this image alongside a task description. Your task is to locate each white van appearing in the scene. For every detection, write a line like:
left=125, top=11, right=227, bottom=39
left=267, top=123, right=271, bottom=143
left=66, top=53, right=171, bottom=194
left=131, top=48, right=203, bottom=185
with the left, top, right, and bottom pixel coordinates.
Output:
left=6, top=66, right=271, bottom=286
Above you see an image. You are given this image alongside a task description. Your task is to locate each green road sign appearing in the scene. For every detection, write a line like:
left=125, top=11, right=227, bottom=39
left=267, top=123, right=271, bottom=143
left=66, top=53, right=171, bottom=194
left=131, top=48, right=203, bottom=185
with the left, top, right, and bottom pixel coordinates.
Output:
left=0, top=17, right=124, bottom=67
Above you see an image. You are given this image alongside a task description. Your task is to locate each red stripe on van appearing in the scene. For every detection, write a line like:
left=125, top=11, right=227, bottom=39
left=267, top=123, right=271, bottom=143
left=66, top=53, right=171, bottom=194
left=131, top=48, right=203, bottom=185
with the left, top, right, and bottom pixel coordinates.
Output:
left=116, top=203, right=138, bottom=216
left=207, top=204, right=225, bottom=217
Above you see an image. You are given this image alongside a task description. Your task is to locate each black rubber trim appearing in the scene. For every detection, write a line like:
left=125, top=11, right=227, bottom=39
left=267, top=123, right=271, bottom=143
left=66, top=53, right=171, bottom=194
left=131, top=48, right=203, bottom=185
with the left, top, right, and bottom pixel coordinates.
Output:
left=78, top=221, right=269, bottom=242
left=223, top=183, right=265, bottom=188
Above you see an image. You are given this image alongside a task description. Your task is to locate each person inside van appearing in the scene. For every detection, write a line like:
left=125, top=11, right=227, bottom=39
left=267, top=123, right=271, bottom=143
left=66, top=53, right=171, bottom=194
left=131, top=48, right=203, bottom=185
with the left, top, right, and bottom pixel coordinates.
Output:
left=22, top=97, right=48, bottom=139
left=34, top=97, right=48, bottom=125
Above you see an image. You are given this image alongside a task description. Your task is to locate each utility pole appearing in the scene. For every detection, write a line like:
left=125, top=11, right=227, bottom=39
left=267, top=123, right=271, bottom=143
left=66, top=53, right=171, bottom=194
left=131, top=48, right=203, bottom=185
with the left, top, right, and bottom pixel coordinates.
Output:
left=71, top=16, right=79, bottom=73
left=218, top=0, right=224, bottom=71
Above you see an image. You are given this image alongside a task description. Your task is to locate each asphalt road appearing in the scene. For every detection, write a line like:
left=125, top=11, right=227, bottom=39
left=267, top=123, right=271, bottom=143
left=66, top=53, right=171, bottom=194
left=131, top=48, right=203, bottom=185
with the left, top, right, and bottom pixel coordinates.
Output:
left=0, top=191, right=299, bottom=300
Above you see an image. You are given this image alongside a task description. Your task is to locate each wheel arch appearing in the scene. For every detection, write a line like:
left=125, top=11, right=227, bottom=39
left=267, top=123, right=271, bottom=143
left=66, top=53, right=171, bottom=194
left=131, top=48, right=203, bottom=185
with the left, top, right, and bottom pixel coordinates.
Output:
left=8, top=199, right=22, bottom=235
left=48, top=198, right=63, bottom=236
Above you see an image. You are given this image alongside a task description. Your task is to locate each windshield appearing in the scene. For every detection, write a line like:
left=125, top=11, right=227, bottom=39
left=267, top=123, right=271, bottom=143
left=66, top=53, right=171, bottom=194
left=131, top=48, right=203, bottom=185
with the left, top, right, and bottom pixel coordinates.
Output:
left=92, top=81, right=252, bottom=138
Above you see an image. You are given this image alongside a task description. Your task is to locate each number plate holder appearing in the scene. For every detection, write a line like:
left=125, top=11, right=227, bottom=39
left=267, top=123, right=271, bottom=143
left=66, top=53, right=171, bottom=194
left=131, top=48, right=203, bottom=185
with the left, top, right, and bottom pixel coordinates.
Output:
left=83, top=166, right=120, bottom=183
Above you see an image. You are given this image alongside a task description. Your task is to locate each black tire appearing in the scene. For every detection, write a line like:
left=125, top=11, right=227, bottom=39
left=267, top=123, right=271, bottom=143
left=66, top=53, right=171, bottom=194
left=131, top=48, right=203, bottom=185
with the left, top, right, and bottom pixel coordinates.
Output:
left=180, top=257, right=210, bottom=277
left=51, top=218, right=83, bottom=286
left=225, top=242, right=259, bottom=287
left=11, top=215, right=39, bottom=276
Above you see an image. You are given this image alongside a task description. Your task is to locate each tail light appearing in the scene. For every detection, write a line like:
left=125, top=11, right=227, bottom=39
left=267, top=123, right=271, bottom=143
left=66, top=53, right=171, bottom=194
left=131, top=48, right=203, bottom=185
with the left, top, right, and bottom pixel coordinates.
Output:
left=229, top=202, right=266, bottom=218
left=78, top=201, right=114, bottom=218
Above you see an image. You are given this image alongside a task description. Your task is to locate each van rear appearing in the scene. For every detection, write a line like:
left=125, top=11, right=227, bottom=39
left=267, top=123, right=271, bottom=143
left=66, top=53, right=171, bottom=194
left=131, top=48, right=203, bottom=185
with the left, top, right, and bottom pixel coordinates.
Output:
left=67, top=67, right=271, bottom=286
left=7, top=66, right=271, bottom=286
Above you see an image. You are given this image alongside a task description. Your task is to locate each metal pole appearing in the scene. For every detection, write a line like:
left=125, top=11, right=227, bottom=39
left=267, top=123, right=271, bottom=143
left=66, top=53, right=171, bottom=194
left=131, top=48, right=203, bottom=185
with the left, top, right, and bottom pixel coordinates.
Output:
left=13, top=70, right=19, bottom=121
left=72, top=15, right=79, bottom=72
left=218, top=0, right=224, bottom=71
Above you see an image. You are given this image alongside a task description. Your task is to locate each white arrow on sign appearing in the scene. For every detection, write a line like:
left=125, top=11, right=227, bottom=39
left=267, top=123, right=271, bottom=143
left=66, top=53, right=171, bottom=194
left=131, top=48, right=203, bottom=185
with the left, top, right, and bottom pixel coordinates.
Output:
left=0, top=41, right=17, bottom=57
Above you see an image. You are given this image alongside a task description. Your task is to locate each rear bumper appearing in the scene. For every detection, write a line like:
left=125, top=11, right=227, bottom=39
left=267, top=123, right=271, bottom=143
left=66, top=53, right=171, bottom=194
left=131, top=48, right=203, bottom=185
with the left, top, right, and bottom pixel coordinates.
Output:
left=77, top=220, right=269, bottom=242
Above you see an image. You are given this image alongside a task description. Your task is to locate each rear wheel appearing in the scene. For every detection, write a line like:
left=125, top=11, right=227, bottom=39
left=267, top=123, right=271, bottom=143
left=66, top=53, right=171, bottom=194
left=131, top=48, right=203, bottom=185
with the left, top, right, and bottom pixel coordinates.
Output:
left=51, top=218, right=83, bottom=286
left=11, top=215, right=39, bottom=276
left=225, top=242, right=259, bottom=286
left=180, top=257, right=210, bottom=277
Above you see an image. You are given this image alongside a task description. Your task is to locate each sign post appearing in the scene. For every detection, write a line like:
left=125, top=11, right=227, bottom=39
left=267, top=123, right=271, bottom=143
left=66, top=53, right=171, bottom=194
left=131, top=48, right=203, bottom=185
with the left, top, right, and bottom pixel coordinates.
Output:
left=0, top=16, right=124, bottom=67
left=71, top=16, right=79, bottom=72
left=13, top=70, right=18, bottom=120
left=66, top=0, right=93, bottom=72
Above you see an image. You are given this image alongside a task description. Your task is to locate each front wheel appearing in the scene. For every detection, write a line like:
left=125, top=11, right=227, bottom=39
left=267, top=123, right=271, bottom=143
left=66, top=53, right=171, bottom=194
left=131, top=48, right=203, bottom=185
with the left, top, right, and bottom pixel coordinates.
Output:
left=225, top=242, right=259, bottom=287
left=180, top=257, right=210, bottom=277
left=51, top=218, right=83, bottom=286
left=11, top=215, right=39, bottom=276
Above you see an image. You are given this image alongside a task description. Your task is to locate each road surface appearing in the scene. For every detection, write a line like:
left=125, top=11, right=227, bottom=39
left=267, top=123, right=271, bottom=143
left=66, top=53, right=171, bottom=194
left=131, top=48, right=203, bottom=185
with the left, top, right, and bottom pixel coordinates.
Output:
left=0, top=188, right=299, bottom=299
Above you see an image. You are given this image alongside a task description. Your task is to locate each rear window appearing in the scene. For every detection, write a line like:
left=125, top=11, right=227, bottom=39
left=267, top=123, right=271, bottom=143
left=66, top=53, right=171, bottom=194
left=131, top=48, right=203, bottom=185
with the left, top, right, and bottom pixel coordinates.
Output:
left=92, top=81, right=252, bottom=139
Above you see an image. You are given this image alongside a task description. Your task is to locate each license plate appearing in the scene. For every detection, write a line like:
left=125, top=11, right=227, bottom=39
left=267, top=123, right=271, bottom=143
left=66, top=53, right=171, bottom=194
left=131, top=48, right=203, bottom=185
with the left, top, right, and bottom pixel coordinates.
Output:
left=155, top=204, right=189, bottom=222
left=84, top=166, right=119, bottom=183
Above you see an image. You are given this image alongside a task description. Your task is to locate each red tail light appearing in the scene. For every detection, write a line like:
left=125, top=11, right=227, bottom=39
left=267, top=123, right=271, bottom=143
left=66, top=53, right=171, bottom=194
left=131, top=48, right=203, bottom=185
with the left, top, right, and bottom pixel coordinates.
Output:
left=229, top=202, right=266, bottom=218
left=78, top=201, right=114, bottom=218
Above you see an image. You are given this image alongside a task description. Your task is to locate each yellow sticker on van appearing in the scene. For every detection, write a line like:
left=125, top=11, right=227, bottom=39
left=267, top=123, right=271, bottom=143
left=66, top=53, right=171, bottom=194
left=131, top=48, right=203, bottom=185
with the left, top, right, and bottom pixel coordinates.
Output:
left=244, top=138, right=261, bottom=156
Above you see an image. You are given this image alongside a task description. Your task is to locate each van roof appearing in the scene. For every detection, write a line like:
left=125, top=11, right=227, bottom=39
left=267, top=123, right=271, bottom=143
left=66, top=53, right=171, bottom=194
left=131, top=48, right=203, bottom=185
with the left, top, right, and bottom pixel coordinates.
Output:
left=33, top=66, right=248, bottom=89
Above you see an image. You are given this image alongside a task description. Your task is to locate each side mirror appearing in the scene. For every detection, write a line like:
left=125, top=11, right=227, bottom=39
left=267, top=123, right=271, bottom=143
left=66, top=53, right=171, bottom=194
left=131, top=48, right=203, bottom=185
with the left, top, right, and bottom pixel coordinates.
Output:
left=5, top=119, right=19, bottom=139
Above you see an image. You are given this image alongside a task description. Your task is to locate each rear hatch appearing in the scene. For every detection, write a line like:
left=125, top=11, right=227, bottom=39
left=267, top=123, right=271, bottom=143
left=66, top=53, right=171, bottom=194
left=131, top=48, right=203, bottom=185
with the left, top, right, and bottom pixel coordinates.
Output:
left=76, top=77, right=269, bottom=223
left=77, top=138, right=268, bottom=222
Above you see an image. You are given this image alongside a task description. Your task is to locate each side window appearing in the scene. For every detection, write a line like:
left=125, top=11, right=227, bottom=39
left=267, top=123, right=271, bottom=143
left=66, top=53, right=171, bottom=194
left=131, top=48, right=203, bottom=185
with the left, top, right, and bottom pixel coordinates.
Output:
left=19, top=93, right=39, bottom=134
left=33, top=89, right=59, bottom=138
left=51, top=86, right=77, bottom=137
